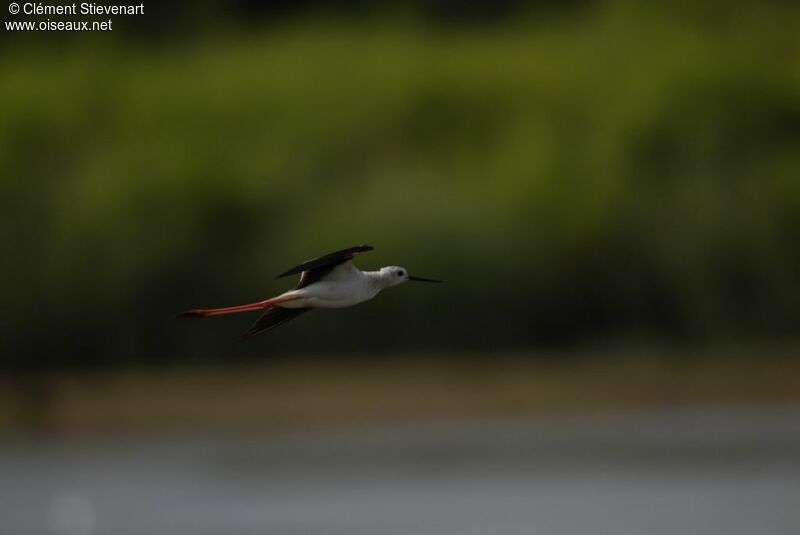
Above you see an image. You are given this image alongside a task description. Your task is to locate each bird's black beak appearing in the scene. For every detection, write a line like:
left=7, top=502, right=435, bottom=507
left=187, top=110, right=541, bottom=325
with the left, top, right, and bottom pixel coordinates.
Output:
left=408, top=275, right=443, bottom=283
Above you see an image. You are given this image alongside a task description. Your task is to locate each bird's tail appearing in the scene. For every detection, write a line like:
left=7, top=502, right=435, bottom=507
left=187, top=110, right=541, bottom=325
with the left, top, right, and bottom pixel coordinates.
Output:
left=177, top=294, right=299, bottom=318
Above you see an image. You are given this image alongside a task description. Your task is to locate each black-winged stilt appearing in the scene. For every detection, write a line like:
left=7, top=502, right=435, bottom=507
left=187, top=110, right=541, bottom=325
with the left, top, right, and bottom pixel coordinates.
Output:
left=179, top=245, right=441, bottom=339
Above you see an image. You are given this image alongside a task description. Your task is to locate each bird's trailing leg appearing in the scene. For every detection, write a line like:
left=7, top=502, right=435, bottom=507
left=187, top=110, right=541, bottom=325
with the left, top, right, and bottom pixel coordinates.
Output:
left=178, top=295, right=298, bottom=318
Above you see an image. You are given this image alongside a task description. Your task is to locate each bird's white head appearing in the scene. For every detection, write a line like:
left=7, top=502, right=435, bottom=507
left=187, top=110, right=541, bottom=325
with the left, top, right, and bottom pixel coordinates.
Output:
left=376, top=266, right=442, bottom=288
left=377, top=266, right=410, bottom=288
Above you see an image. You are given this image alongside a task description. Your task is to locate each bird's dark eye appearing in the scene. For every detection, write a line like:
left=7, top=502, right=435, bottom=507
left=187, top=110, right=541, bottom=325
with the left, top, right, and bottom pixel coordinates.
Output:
left=398, top=270, right=405, bottom=277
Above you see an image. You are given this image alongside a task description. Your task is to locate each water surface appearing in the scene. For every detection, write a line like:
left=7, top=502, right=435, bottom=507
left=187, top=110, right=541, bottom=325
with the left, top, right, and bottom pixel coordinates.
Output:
left=2, top=405, right=799, bottom=535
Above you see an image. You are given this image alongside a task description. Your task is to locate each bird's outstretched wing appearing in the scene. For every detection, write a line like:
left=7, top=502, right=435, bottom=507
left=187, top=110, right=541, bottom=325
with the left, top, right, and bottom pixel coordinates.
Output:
left=241, top=307, right=311, bottom=340
left=277, top=244, right=373, bottom=289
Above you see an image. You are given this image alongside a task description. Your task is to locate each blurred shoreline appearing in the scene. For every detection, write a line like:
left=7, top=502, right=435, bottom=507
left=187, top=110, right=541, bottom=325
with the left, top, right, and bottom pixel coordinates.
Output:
left=2, top=349, right=798, bottom=436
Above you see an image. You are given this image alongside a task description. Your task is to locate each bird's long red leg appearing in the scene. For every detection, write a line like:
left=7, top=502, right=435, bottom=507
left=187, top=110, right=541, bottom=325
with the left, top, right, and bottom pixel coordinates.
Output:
left=178, top=296, right=296, bottom=318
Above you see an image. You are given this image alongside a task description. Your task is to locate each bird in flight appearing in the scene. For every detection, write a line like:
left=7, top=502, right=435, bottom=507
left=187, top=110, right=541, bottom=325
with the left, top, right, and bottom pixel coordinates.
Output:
left=178, top=245, right=442, bottom=339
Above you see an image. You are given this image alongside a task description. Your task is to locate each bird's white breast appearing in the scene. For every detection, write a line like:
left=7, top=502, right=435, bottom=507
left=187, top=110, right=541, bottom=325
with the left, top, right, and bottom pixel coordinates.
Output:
left=283, top=263, right=381, bottom=309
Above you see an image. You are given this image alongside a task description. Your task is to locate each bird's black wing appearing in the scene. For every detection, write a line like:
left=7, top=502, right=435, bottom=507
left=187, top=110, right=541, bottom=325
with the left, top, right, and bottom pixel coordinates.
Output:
left=277, top=244, right=374, bottom=289
left=241, top=307, right=311, bottom=340
left=239, top=245, right=372, bottom=338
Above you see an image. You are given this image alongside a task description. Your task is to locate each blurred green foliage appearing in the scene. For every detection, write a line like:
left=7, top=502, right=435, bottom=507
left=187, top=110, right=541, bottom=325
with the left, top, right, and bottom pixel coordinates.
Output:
left=1, top=2, right=799, bottom=365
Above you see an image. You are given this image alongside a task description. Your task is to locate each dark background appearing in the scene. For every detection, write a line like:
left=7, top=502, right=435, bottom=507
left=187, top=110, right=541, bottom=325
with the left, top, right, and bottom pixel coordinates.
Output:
left=2, top=0, right=799, bottom=368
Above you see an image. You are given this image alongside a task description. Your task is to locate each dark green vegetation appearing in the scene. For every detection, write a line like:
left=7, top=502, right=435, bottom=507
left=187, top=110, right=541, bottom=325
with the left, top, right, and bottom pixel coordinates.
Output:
left=2, top=2, right=799, bottom=365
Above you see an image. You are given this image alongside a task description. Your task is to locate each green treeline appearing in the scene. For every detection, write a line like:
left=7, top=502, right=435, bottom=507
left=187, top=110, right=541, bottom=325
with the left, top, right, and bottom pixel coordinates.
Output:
left=1, top=3, right=799, bottom=365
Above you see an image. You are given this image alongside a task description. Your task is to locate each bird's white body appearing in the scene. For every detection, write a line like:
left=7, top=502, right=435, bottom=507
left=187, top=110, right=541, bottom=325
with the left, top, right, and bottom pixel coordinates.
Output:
left=278, top=263, right=406, bottom=309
